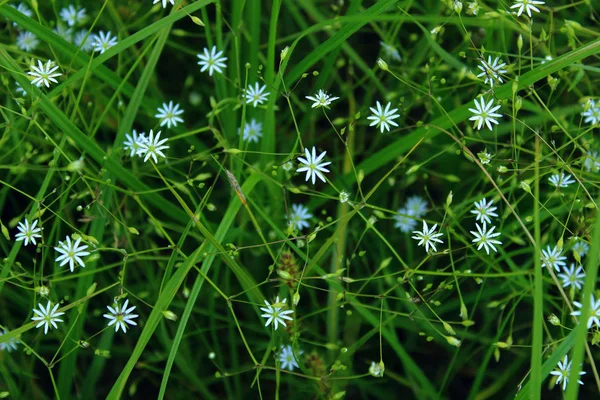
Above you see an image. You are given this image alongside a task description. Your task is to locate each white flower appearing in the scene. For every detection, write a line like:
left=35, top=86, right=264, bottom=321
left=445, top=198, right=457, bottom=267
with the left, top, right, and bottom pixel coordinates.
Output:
left=244, top=83, right=270, bottom=107
left=239, top=119, right=263, bottom=143
left=138, top=129, right=169, bottom=163
left=380, top=41, right=401, bottom=61
left=369, top=361, right=385, bottom=377
left=15, top=219, right=42, bottom=246
left=74, top=30, right=94, bottom=52
left=572, top=239, right=589, bottom=258
left=470, top=223, right=502, bottom=255
left=27, top=59, right=62, bottom=88
left=60, top=5, right=86, bottom=27
left=197, top=45, right=227, bottom=76
left=367, top=101, right=401, bottom=133
left=10, top=3, right=32, bottom=27
left=581, top=100, right=600, bottom=125
left=540, top=245, right=567, bottom=272
left=548, top=173, right=575, bottom=188
left=471, top=198, right=498, bottom=224
left=476, top=56, right=507, bottom=87
left=55, top=236, right=91, bottom=272
left=31, top=301, right=65, bottom=335
left=405, top=195, right=428, bottom=218
left=583, top=150, right=600, bottom=173
left=467, top=1, right=480, bottom=15
left=260, top=296, right=294, bottom=330
left=305, top=89, right=340, bottom=109
left=279, top=345, right=302, bottom=371
left=412, top=220, right=444, bottom=253
left=393, top=208, right=418, bottom=233
left=289, top=204, right=312, bottom=231
left=155, top=101, right=184, bottom=129
left=296, top=146, right=331, bottom=184
left=550, top=354, right=586, bottom=391
left=53, top=24, right=73, bottom=42
left=510, top=0, right=544, bottom=18
left=468, top=97, right=502, bottom=131
left=92, top=31, right=118, bottom=54
left=339, top=191, right=350, bottom=204
left=558, top=264, right=585, bottom=291
left=154, top=0, right=175, bottom=8
left=123, top=129, right=148, bottom=157
left=478, top=151, right=493, bottom=165
left=16, top=31, right=39, bottom=51
left=103, top=299, right=139, bottom=333
left=571, top=295, right=600, bottom=329
left=0, top=329, right=18, bottom=352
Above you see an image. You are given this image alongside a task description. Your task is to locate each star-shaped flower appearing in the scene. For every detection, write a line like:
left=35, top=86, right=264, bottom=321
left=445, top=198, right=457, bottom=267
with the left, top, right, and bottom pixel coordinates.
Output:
left=550, top=354, right=585, bottom=391
left=305, top=90, right=340, bottom=109
left=510, top=0, right=544, bottom=18
left=16, top=31, right=39, bottom=51
left=155, top=101, right=184, bottom=129
left=138, top=129, right=169, bottom=163
left=548, top=173, right=575, bottom=188
left=197, top=46, right=227, bottom=76
left=471, top=198, right=499, bottom=224
left=296, top=146, right=331, bottom=184
left=289, top=203, right=312, bottom=231
left=15, top=219, right=42, bottom=246
left=123, top=129, right=148, bottom=157
left=558, top=264, right=585, bottom=291
left=581, top=100, right=600, bottom=126
left=260, top=296, right=294, bottom=330
left=468, top=97, right=502, bottom=131
left=393, top=208, right=418, bottom=233
left=92, top=31, right=118, bottom=54
left=103, top=299, right=139, bottom=333
left=571, top=295, right=600, bottom=329
left=239, top=119, right=263, bottom=143
left=367, top=101, right=401, bottom=133
left=0, top=329, right=19, bottom=352
left=74, top=30, right=94, bottom=52
left=540, top=245, right=567, bottom=272
left=244, top=83, right=270, bottom=107
left=476, top=56, right=508, bottom=87
left=27, top=59, right=62, bottom=88
left=60, top=5, right=86, bottom=27
left=31, top=301, right=65, bottom=335
left=279, top=345, right=302, bottom=371
left=153, top=0, right=175, bottom=8
left=411, top=220, right=444, bottom=253
left=470, top=223, right=502, bottom=255
left=55, top=236, right=91, bottom=272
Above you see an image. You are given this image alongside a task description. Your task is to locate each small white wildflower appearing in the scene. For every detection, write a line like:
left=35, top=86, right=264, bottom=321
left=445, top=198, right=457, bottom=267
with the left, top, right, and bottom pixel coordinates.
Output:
left=393, top=208, right=418, bottom=233
left=123, top=129, right=148, bottom=157
left=405, top=195, right=428, bottom=217
left=471, top=198, right=498, bottom=224
left=367, top=101, right=401, bottom=133
left=476, top=56, right=507, bottom=87
left=154, top=0, right=175, bottom=8
left=339, top=191, right=350, bottom=204
left=296, top=146, right=331, bottom=184
left=10, top=3, right=32, bottom=28
left=583, top=150, right=600, bottom=173
left=305, top=90, right=340, bottom=109
left=103, top=299, right=139, bottom=333
left=31, top=301, right=65, bottom=335
left=279, top=345, right=302, bottom=371
left=572, top=239, right=589, bottom=258
left=411, top=220, right=444, bottom=253
left=478, top=151, right=494, bottom=165
left=550, top=354, right=585, bottom=391
left=470, top=223, right=502, bottom=255
left=53, top=24, right=73, bottom=42
left=510, top=0, right=545, bottom=18
left=468, top=97, right=502, bottom=131
left=260, top=296, right=294, bottom=330
left=239, top=119, right=263, bottom=143
left=60, top=5, right=87, bottom=27
left=379, top=41, right=401, bottom=61
left=16, top=31, right=39, bottom=51
left=92, top=31, right=118, bottom=54
left=15, top=219, right=42, bottom=246
left=289, top=204, right=312, bottom=231
left=0, top=329, right=18, bottom=352
left=571, top=295, right=600, bottom=329
left=548, top=173, right=575, bottom=188
left=581, top=100, right=600, bottom=126
left=27, top=59, right=62, bottom=88
left=138, top=129, right=169, bottom=163
left=558, top=264, right=585, bottom=291
left=54, top=236, right=91, bottom=272
left=244, top=83, right=270, bottom=107
left=541, top=245, right=567, bottom=272
left=197, top=46, right=228, bottom=76
left=155, top=101, right=184, bottom=129
left=74, top=30, right=94, bottom=52
left=467, top=1, right=480, bottom=15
